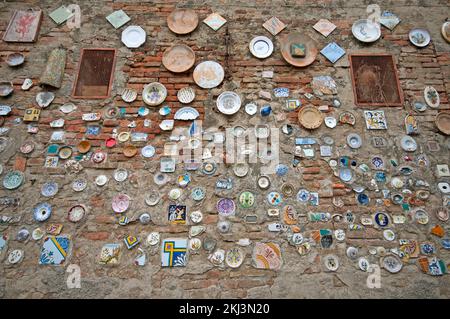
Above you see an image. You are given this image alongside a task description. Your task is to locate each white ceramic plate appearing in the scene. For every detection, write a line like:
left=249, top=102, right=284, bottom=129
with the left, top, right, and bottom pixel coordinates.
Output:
left=352, top=19, right=381, bottom=43
left=324, top=116, right=337, bottom=128
left=409, top=28, right=431, bottom=47
left=141, top=145, right=155, bottom=158
left=245, top=103, right=258, bottom=115
left=249, top=36, right=274, bottom=59
left=216, top=91, right=241, bottom=115
left=347, top=133, right=362, bottom=149
left=400, top=135, right=417, bottom=152
left=177, top=87, right=195, bottom=104
left=193, top=61, right=224, bottom=89
left=142, top=82, right=167, bottom=106
left=121, top=25, right=146, bottom=48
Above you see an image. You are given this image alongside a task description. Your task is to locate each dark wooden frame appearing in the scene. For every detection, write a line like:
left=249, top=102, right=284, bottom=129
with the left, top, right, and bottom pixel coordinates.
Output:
left=72, top=48, right=117, bottom=99
left=349, top=53, right=404, bottom=107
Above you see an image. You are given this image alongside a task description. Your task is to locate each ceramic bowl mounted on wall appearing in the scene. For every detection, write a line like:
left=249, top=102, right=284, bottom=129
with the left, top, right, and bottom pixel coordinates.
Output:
left=142, top=82, right=167, bottom=106
left=6, top=52, right=25, bottom=67
left=298, top=106, right=323, bottom=129
left=167, top=9, right=199, bottom=35
left=352, top=19, right=381, bottom=43
left=435, top=112, right=450, bottom=135
left=162, top=44, right=196, bottom=73
left=216, top=91, right=241, bottom=115
left=174, top=107, right=199, bottom=120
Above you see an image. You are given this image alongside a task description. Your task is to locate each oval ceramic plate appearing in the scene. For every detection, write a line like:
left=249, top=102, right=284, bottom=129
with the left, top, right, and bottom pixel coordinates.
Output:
left=20, top=141, right=34, bottom=154
left=162, top=44, right=196, bottom=73
left=245, top=103, right=258, bottom=115
left=0, top=82, right=13, bottom=97
left=60, top=103, right=76, bottom=114
left=121, top=25, right=146, bottom=48
left=279, top=32, right=318, bottom=67
left=400, top=135, right=417, bottom=152
left=167, top=9, right=199, bottom=35
left=324, top=116, right=337, bottom=128
left=409, top=28, right=431, bottom=47
left=225, top=247, right=245, bottom=268
left=298, top=106, right=323, bottom=129
left=193, top=61, right=224, bottom=89
left=352, top=19, right=381, bottom=42
left=142, top=82, right=167, bottom=106
left=435, top=112, right=450, bottom=135
left=217, top=91, right=241, bottom=115
left=177, top=87, right=195, bottom=104
left=382, top=255, right=403, bottom=273
left=249, top=36, right=274, bottom=59
left=6, top=52, right=25, bottom=67
left=424, top=86, right=440, bottom=108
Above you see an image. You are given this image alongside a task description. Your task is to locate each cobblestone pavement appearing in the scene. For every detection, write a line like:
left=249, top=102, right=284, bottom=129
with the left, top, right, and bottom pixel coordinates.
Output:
left=0, top=0, right=449, bottom=298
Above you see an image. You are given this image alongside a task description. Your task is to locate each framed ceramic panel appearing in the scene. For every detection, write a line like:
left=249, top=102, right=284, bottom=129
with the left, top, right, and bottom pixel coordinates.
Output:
left=349, top=54, right=403, bottom=107
left=3, top=10, right=43, bottom=42
left=72, top=48, right=117, bottom=99
left=161, top=238, right=188, bottom=267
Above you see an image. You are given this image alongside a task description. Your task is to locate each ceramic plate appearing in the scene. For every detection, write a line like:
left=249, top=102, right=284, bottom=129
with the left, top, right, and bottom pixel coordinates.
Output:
left=193, top=61, right=224, bottom=89
left=257, top=176, right=270, bottom=189
left=409, top=28, right=431, bottom=47
left=112, top=194, right=130, bottom=213
left=95, top=175, right=108, bottom=186
left=58, top=146, right=72, bottom=159
left=145, top=191, right=160, bottom=206
left=3, top=171, right=24, bottom=190
left=279, top=32, right=318, bottom=67
left=121, top=25, right=146, bottom=48
left=424, top=86, right=440, bottom=108
left=400, top=135, right=417, bottom=152
left=167, top=9, right=198, bottom=35
left=414, top=209, right=429, bottom=225
left=36, top=92, right=55, bottom=108
left=72, top=179, right=87, bottom=192
left=121, top=88, right=137, bottom=103
left=249, top=36, right=274, bottom=59
left=41, top=182, right=58, bottom=197
left=233, top=163, right=249, bottom=177
left=298, top=106, right=323, bottom=129
left=347, top=133, right=362, bottom=149
left=217, top=198, right=236, bottom=216
left=339, top=168, right=353, bottom=182
left=382, top=255, right=403, bottom=273
left=33, top=202, right=52, bottom=222
left=114, top=168, right=128, bottom=182
left=352, top=19, right=381, bottom=42
left=324, top=254, right=339, bottom=271
left=68, top=205, right=85, bottom=222
left=177, top=87, right=195, bottom=104
left=217, top=91, right=241, bottom=115
left=191, top=187, right=206, bottom=201
left=6, top=52, right=25, bottom=67
left=225, top=247, right=244, bottom=268
left=0, top=82, right=13, bottom=97
left=245, top=103, right=257, bottom=115
left=141, top=145, right=155, bottom=158
left=435, top=112, right=450, bottom=135
left=20, top=141, right=34, bottom=154
left=174, top=107, right=199, bottom=120
left=324, top=116, right=337, bottom=128
left=142, top=82, right=167, bottom=106
left=162, top=44, right=196, bottom=73
left=442, top=21, right=450, bottom=43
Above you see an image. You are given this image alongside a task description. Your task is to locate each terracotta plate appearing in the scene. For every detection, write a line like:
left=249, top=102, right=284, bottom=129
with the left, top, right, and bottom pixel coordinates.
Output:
left=167, top=9, right=199, bottom=35
left=435, top=112, right=450, bottom=135
left=298, top=106, right=323, bottom=129
left=162, top=45, right=195, bottom=73
left=280, top=32, right=318, bottom=67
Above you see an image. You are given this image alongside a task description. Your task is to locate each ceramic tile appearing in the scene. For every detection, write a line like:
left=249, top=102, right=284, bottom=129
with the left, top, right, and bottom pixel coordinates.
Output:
left=203, top=13, right=226, bottom=31
left=320, top=42, right=345, bottom=63
left=106, top=10, right=131, bottom=29
left=313, top=19, right=336, bottom=37
left=161, top=238, right=188, bottom=267
left=262, top=17, right=286, bottom=36
left=39, top=235, right=70, bottom=265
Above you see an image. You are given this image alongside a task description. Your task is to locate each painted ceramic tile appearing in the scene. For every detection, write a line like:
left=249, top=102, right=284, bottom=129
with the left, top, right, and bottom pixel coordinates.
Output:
left=286, top=99, right=301, bottom=111
left=313, top=19, right=337, bottom=37
left=124, top=235, right=140, bottom=249
left=262, top=17, right=286, bottom=36
left=49, top=6, right=74, bottom=25
left=273, top=88, right=289, bottom=98
left=3, top=10, right=43, bottom=42
left=312, top=76, right=337, bottom=95
left=203, top=13, right=227, bottom=31
left=320, top=42, right=345, bottom=63
left=364, top=110, right=387, bottom=130
left=405, top=114, right=419, bottom=135
left=39, top=236, right=70, bottom=265
left=46, top=224, right=63, bottom=235
left=23, top=108, right=40, bottom=122
left=44, top=156, right=59, bottom=168
left=86, top=125, right=101, bottom=135
left=252, top=242, right=282, bottom=270
left=168, top=204, right=187, bottom=224
left=380, top=11, right=401, bottom=30
left=98, top=243, right=121, bottom=265
left=106, top=10, right=131, bottom=29
left=161, top=238, right=188, bottom=267
left=51, top=131, right=64, bottom=142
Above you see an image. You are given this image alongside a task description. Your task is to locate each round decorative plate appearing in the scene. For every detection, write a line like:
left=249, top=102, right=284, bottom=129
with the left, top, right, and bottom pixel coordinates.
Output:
left=409, top=28, right=431, bottom=47
left=141, top=145, right=155, bottom=158
left=324, top=116, right=337, bottom=128
left=193, top=61, right=224, bottom=89
left=424, top=86, right=440, bottom=108
left=105, top=137, right=117, bottom=148
left=58, top=146, right=72, bottom=159
left=145, top=191, right=160, bottom=206
left=435, top=112, right=450, bottom=135
left=189, top=238, right=202, bottom=251
left=154, top=173, right=169, bottom=185
left=32, top=228, right=45, bottom=241
left=167, top=9, right=198, bottom=34
left=3, top=171, right=24, bottom=190
left=435, top=207, right=449, bottom=222
left=60, top=102, right=76, bottom=114
left=442, top=21, right=450, bottom=43
left=400, top=135, right=417, bottom=152
left=279, top=32, right=318, bottom=67
left=20, top=141, right=34, bottom=154
left=339, top=168, right=353, bottom=182
left=112, top=194, right=131, bottom=213
left=68, top=205, right=86, bottom=222
left=41, top=182, right=58, bottom=197
left=162, top=44, right=196, bottom=73
left=352, top=19, right=381, bottom=42
left=114, top=168, right=128, bottom=182
left=146, top=232, right=160, bottom=246
left=257, top=176, right=270, bottom=189
left=95, top=175, right=108, bottom=186
left=189, top=211, right=203, bottom=224
left=225, top=247, right=245, bottom=268
left=0, top=81, right=13, bottom=97
left=297, top=189, right=310, bottom=202
left=117, top=132, right=130, bottom=143
left=347, top=133, right=362, bottom=149
left=202, top=161, right=217, bottom=175
left=233, top=163, right=249, bottom=177
left=239, top=191, right=255, bottom=209
left=414, top=209, right=429, bottom=225
left=216, top=91, right=241, bottom=115
left=72, top=179, right=87, bottom=192
left=168, top=188, right=182, bottom=200
left=382, top=255, right=403, bottom=273
left=245, top=103, right=258, bottom=115
left=281, top=183, right=295, bottom=197
left=177, top=87, right=195, bottom=104
left=339, top=111, right=356, bottom=125
left=383, top=229, right=396, bottom=241
left=191, top=187, right=206, bottom=201
left=267, top=192, right=282, bottom=206
left=121, top=88, right=137, bottom=103
left=217, top=198, right=236, bottom=216
left=121, top=25, right=146, bottom=48
left=33, top=202, right=52, bottom=222
left=142, top=82, right=167, bottom=106
left=92, top=150, right=106, bottom=163
left=77, top=140, right=91, bottom=154
left=298, top=106, right=323, bottom=129
left=8, top=249, right=24, bottom=264
left=6, top=52, right=25, bottom=67
left=123, top=145, right=137, bottom=157
left=413, top=101, right=427, bottom=112
left=249, top=36, right=274, bottom=59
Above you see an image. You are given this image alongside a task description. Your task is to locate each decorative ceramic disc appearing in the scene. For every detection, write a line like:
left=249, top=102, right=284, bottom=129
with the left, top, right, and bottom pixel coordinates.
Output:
left=114, top=168, right=128, bottom=182
left=167, top=9, right=199, bottom=35
left=95, top=175, right=108, bottom=186
left=352, top=19, right=381, bottom=42
left=382, top=254, right=403, bottom=273
left=162, top=44, right=196, bottom=73
left=121, top=25, right=146, bottom=48
left=298, top=106, right=323, bottom=129
left=249, top=36, right=274, bottom=59
left=68, top=205, right=86, bottom=222
left=141, top=145, right=156, bottom=158
left=409, top=28, right=431, bottom=47
left=217, top=198, right=236, bottom=216
left=142, top=82, right=167, bottom=106
left=193, top=61, right=224, bottom=89
left=41, top=182, right=58, bottom=197
left=112, top=194, right=130, bottom=213
left=177, top=87, right=195, bottom=104
left=216, top=91, right=241, bottom=115
left=225, top=247, right=245, bottom=268
left=3, top=171, right=24, bottom=190
left=72, top=179, right=87, bottom=192
left=33, top=202, right=52, bottom=222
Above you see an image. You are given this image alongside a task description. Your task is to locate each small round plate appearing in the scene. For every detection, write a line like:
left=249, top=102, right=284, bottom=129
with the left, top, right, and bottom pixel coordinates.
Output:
left=324, top=117, right=337, bottom=128
left=279, top=32, right=318, bottom=67
left=8, top=249, right=24, bottom=264
left=92, top=150, right=106, bottom=163
left=3, top=170, right=24, bottom=190
left=324, top=254, right=339, bottom=271
left=193, top=61, right=224, bottom=89
left=442, top=21, right=450, bottom=43
left=435, top=112, right=450, bottom=135
left=141, top=145, right=155, bottom=158
left=6, top=52, right=25, bottom=67
left=339, top=168, right=353, bottom=182
left=58, top=146, right=72, bottom=159
left=189, top=238, right=202, bottom=251
left=121, top=25, right=146, bottom=48
left=383, top=229, right=396, bottom=241
left=142, top=82, right=167, bottom=106
left=121, top=88, right=137, bottom=103
left=217, top=91, right=241, bottom=115
left=249, top=36, right=274, bottom=59
left=77, top=140, right=91, bottom=154
left=409, top=28, right=431, bottom=47
left=189, top=211, right=203, bottom=224
left=20, top=141, right=34, bottom=154
left=233, top=163, right=249, bottom=177
left=105, top=137, right=117, bottom=148
left=95, top=175, right=108, bottom=186
left=225, top=247, right=245, bottom=268
left=114, top=168, right=128, bottom=182
left=117, top=132, right=130, bottom=143
left=202, top=161, right=217, bottom=175
left=414, top=209, right=429, bottom=225
left=347, top=133, right=362, bottom=149
left=400, top=135, right=417, bottom=152
left=382, top=254, right=403, bottom=273
left=146, top=232, right=160, bottom=246
left=33, top=202, right=52, bottom=222
left=163, top=44, right=196, bottom=73
left=435, top=207, right=449, bottom=222
left=267, top=192, right=282, bottom=206
left=123, top=145, right=137, bottom=158
left=68, top=205, right=86, bottom=222
left=72, top=179, right=87, bottom=192
left=177, top=87, right=195, bottom=104
left=298, top=106, right=323, bottom=129
left=32, top=228, right=45, bottom=241
left=168, top=188, right=182, bottom=200
left=217, top=198, right=236, bottom=216
left=245, top=103, right=258, bottom=115
left=352, top=19, right=381, bottom=42
left=112, top=194, right=130, bottom=213
left=41, top=182, right=58, bottom=197
left=257, top=176, right=270, bottom=189
left=145, top=191, right=161, bottom=206
left=191, top=187, right=206, bottom=201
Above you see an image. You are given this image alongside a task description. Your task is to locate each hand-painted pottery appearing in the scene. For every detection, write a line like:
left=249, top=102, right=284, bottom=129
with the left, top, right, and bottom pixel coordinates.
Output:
left=33, top=202, right=52, bottom=222
left=225, top=247, right=245, bottom=268
left=41, top=182, right=58, bottom=197
left=3, top=170, right=24, bottom=190
left=217, top=198, right=236, bottom=216
left=112, top=194, right=130, bottom=213
left=68, top=205, right=86, bottom=222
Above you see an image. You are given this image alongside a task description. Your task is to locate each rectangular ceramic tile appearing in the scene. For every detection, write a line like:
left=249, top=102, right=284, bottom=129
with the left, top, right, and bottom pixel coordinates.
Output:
left=106, top=10, right=131, bottom=29
left=3, top=10, right=43, bottom=42
left=39, top=236, right=70, bottom=265
left=262, top=17, right=286, bottom=36
left=364, top=110, right=388, bottom=130
left=49, top=6, right=74, bottom=25
left=203, top=13, right=226, bottom=31
left=313, top=19, right=337, bottom=37
left=168, top=205, right=187, bottom=224
left=98, top=243, right=121, bottom=265
left=252, top=242, right=282, bottom=270
left=320, top=42, right=345, bottom=63
left=161, top=238, right=188, bottom=267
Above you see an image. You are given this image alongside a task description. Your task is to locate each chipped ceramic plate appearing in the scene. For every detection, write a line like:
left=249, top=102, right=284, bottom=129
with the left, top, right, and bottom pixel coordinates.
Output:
left=95, top=175, right=108, bottom=186
left=60, top=102, right=76, bottom=114
left=114, top=168, right=128, bottom=182
left=141, top=145, right=155, bottom=158
left=112, top=194, right=130, bottom=213
left=142, top=82, right=167, bottom=106
left=68, top=205, right=86, bottom=222
left=225, top=247, right=245, bottom=268
left=41, top=182, right=58, bottom=197
left=0, top=105, right=11, bottom=117
left=347, top=133, right=362, bottom=149
left=72, top=179, right=87, bottom=192
left=160, top=119, right=174, bottom=131
left=352, top=19, right=381, bottom=43
left=36, top=92, right=55, bottom=108
left=6, top=52, right=25, bottom=67
left=121, top=25, right=146, bottom=48
left=32, top=228, right=45, bottom=241
left=8, top=249, right=24, bottom=264
left=189, top=211, right=203, bottom=224
left=245, top=103, right=258, bottom=115
left=400, top=135, right=417, bottom=152
left=383, top=229, right=396, bottom=241
left=121, top=88, right=137, bottom=103
left=177, top=87, right=195, bottom=104
left=254, top=124, right=270, bottom=139
left=217, top=91, right=241, bottom=115
left=174, top=107, right=199, bottom=120
left=324, top=116, right=337, bottom=128
left=193, top=61, right=224, bottom=89
left=249, top=36, right=274, bottom=59
left=22, top=78, right=33, bottom=90
left=414, top=209, right=429, bottom=225
left=436, top=207, right=449, bottom=222
left=409, top=28, right=431, bottom=47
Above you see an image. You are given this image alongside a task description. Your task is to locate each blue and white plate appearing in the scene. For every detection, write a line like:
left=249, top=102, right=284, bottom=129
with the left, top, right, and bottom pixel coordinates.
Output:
left=33, top=202, right=52, bottom=222
left=41, top=182, right=59, bottom=197
left=141, top=145, right=155, bottom=158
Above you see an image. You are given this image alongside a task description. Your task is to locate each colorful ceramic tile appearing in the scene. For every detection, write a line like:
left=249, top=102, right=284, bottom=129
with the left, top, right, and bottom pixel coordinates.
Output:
left=86, top=125, right=101, bottom=135
left=273, top=87, right=289, bottom=98
left=364, top=110, right=387, bottom=130
left=380, top=11, right=401, bottom=31
left=46, top=224, right=63, bottom=235
left=124, top=235, right=140, bottom=249
left=252, top=242, right=282, bottom=270
left=203, top=13, right=226, bottom=31
left=23, top=108, right=40, bottom=122
left=49, top=6, right=74, bottom=25
left=44, top=156, right=59, bottom=168
left=320, top=42, right=345, bottom=63
left=106, top=10, right=131, bottom=29
left=168, top=205, right=187, bottom=224
left=312, top=76, right=338, bottom=95
left=313, top=19, right=337, bottom=37
left=3, top=10, right=43, bottom=42
left=405, top=114, right=419, bottom=135
left=39, top=236, right=70, bottom=265
left=262, top=17, right=286, bottom=36
left=98, top=243, right=121, bottom=265
left=286, top=99, right=301, bottom=111
left=161, top=238, right=188, bottom=267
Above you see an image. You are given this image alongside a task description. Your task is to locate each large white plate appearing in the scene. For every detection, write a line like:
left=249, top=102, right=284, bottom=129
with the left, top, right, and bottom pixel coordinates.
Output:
left=352, top=19, right=381, bottom=43
left=409, top=28, right=431, bottom=47
left=249, top=36, right=274, bottom=59
left=121, top=26, right=146, bottom=48
left=142, top=82, right=167, bottom=106
left=193, top=61, right=224, bottom=89
left=216, top=91, right=241, bottom=115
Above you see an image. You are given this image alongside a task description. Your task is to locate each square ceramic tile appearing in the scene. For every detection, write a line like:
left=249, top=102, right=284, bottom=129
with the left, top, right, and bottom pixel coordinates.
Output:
left=436, top=164, right=450, bottom=177
left=49, top=6, right=74, bottom=25
left=313, top=19, right=336, bottom=37
left=44, top=156, right=59, bottom=168
left=124, top=235, right=140, bottom=249
left=320, top=42, right=345, bottom=63
left=106, top=10, right=131, bottom=29
left=98, top=243, right=121, bottom=265
left=168, top=204, right=187, bottom=224
left=39, top=236, right=71, bottom=265
left=161, top=238, right=188, bottom=267
left=380, top=11, right=401, bottom=30
left=263, top=17, right=287, bottom=36
left=203, top=13, right=227, bottom=31
left=364, top=110, right=388, bottom=130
